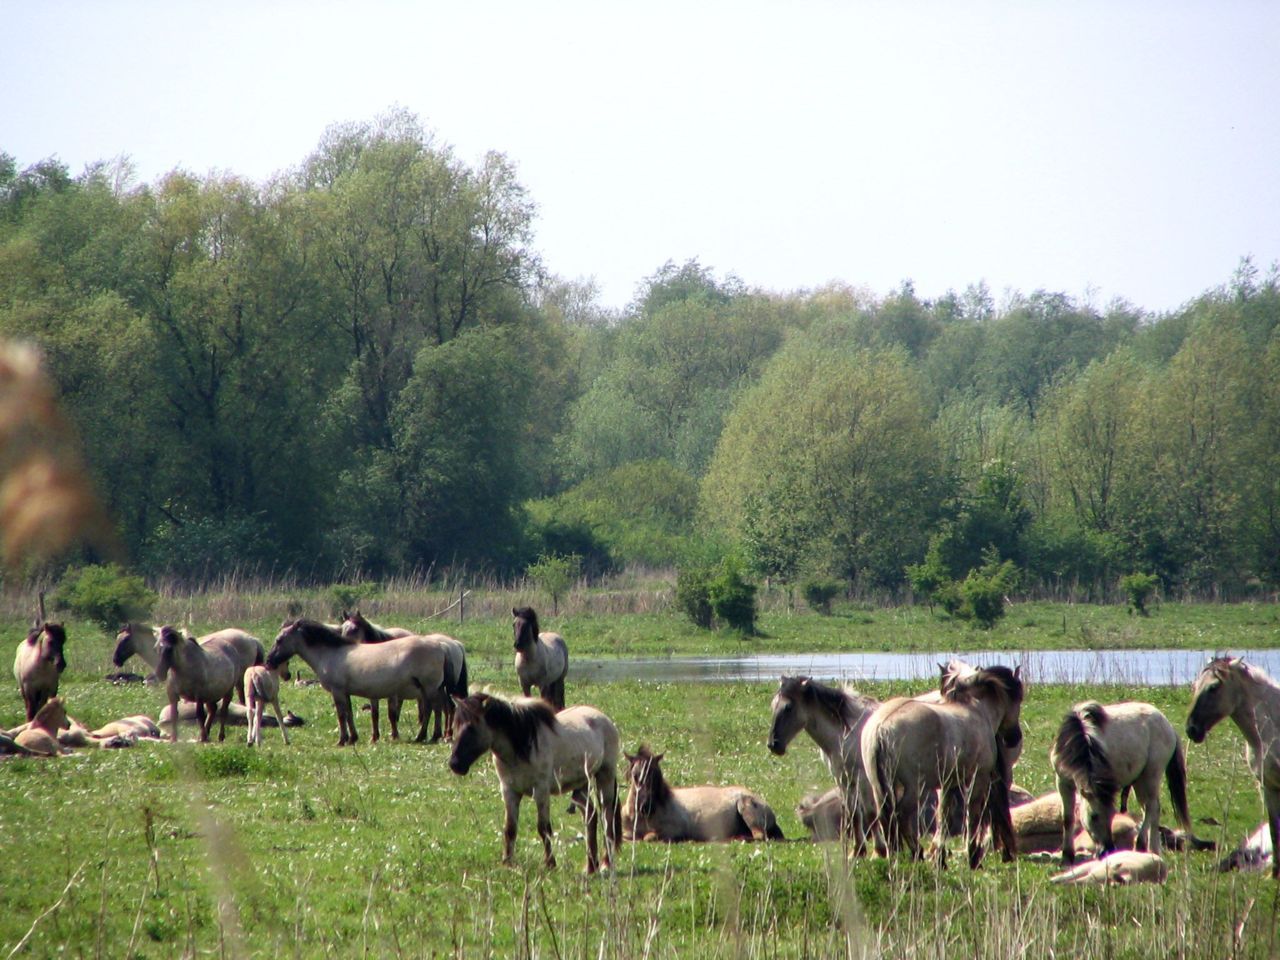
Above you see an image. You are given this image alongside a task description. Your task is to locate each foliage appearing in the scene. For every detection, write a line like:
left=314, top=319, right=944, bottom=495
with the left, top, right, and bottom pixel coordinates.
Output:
left=50, top=562, right=158, bottom=630
left=326, top=582, right=383, bottom=617
left=707, top=554, right=758, bottom=634
left=905, top=537, right=952, bottom=611
left=952, top=551, right=1020, bottom=629
left=525, top=553, right=580, bottom=615
left=1120, top=571, right=1160, bottom=616
left=800, top=575, right=843, bottom=615
left=675, top=563, right=715, bottom=629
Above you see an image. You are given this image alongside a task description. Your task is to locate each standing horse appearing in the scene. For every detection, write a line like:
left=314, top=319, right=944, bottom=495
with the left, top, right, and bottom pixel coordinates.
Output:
left=340, top=611, right=468, bottom=740
left=767, top=676, right=880, bottom=849
left=155, top=625, right=238, bottom=743
left=267, top=619, right=453, bottom=746
left=14, top=623, right=67, bottom=720
left=244, top=664, right=291, bottom=747
left=513, top=607, right=568, bottom=710
left=448, top=692, right=620, bottom=873
left=861, top=665, right=1022, bottom=868
left=624, top=745, right=783, bottom=842
left=1187, top=656, right=1280, bottom=878
left=114, top=623, right=263, bottom=704
left=1052, top=700, right=1195, bottom=864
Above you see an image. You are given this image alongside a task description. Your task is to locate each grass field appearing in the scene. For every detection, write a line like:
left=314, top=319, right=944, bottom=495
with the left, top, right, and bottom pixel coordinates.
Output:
left=3, top=601, right=1280, bottom=958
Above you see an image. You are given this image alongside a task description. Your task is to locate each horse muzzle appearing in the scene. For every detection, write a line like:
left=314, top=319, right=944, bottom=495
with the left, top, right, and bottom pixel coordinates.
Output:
left=1186, top=721, right=1206, bottom=744
left=447, top=754, right=472, bottom=776
left=767, top=739, right=786, bottom=756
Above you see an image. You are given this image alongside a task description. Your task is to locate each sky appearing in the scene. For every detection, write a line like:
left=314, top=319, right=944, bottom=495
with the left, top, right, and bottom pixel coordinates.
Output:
left=4, top=1, right=1279, bottom=315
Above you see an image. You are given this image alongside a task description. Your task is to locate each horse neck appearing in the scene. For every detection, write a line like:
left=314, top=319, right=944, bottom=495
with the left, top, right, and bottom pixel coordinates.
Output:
left=804, top=705, right=851, bottom=759
left=289, top=639, right=335, bottom=682
left=1230, top=672, right=1280, bottom=752
left=134, top=635, right=160, bottom=670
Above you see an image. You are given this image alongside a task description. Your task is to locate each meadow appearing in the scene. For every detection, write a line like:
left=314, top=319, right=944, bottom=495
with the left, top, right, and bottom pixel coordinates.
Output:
left=3, top=595, right=1280, bottom=958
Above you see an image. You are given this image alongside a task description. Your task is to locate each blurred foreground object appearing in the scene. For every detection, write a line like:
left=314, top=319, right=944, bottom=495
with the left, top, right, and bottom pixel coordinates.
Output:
left=0, top=342, right=114, bottom=568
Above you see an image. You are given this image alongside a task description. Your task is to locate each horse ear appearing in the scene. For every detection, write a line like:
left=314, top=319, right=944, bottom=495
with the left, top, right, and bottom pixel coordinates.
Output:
left=624, top=752, right=635, bottom=764
left=1014, top=664, right=1023, bottom=680
left=654, top=753, right=664, bottom=763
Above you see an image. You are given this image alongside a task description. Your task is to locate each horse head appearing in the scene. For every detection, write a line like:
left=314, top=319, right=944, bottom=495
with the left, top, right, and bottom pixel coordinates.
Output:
left=625, top=745, right=667, bottom=817
left=30, top=623, right=69, bottom=673
left=33, top=695, right=68, bottom=733
left=1187, top=657, right=1244, bottom=743
left=448, top=693, right=494, bottom=775
left=266, top=620, right=305, bottom=669
left=768, top=676, right=808, bottom=755
left=153, top=625, right=187, bottom=681
left=512, top=607, right=539, bottom=651
left=112, top=624, right=137, bottom=667
left=339, top=610, right=371, bottom=641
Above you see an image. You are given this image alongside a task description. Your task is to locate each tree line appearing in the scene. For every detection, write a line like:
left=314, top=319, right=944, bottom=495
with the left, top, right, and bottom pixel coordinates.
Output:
left=3, top=110, right=1278, bottom=598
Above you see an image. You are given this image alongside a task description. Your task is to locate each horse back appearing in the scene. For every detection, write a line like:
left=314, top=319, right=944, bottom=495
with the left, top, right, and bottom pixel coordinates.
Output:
left=1099, top=702, right=1178, bottom=783
left=200, top=629, right=265, bottom=673
left=506, top=705, right=616, bottom=796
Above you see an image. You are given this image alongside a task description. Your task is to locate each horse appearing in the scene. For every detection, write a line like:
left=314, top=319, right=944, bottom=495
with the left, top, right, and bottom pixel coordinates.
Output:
left=13, top=622, right=67, bottom=720
left=447, top=692, right=620, bottom=873
left=1052, top=700, right=1195, bottom=864
left=861, top=665, right=1023, bottom=868
left=13, top=696, right=70, bottom=756
left=340, top=610, right=468, bottom=740
left=1050, top=850, right=1168, bottom=886
left=1187, top=656, right=1280, bottom=878
left=767, top=676, right=880, bottom=849
left=624, top=745, right=783, bottom=842
left=1010, top=791, right=1140, bottom=855
left=512, top=607, right=568, bottom=710
left=244, top=664, right=291, bottom=746
left=155, top=625, right=239, bottom=743
left=114, top=623, right=263, bottom=704
left=1218, top=821, right=1274, bottom=873
left=267, top=619, right=455, bottom=746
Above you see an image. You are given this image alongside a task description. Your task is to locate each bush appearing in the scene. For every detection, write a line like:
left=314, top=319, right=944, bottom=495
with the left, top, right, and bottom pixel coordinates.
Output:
left=51, top=563, right=158, bottom=630
left=708, top=556, right=757, bottom=634
left=1120, top=571, right=1160, bottom=616
left=905, top=538, right=951, bottom=611
left=327, top=582, right=383, bottom=617
left=675, top=564, right=714, bottom=629
left=801, top=576, right=843, bottom=615
left=526, top=553, right=581, bottom=615
left=954, top=551, right=1019, bottom=629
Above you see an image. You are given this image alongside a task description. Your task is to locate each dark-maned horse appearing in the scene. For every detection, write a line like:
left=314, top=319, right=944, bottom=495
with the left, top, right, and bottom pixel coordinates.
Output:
left=1187, top=656, right=1280, bottom=878
left=1052, top=700, right=1195, bottom=865
left=862, top=665, right=1022, bottom=868
left=448, top=692, right=620, bottom=873
left=624, top=745, right=783, bottom=842
left=13, top=623, right=68, bottom=720
left=114, top=623, right=263, bottom=704
left=155, top=625, right=238, bottom=743
left=267, top=619, right=454, bottom=746
left=513, top=607, right=568, bottom=710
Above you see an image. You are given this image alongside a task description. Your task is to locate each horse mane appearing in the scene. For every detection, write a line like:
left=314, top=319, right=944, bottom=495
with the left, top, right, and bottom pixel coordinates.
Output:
left=784, top=676, right=875, bottom=731
left=1206, top=656, right=1280, bottom=692
left=30, top=623, right=66, bottom=646
left=629, top=744, right=673, bottom=810
left=290, top=619, right=357, bottom=648
left=476, top=693, right=558, bottom=762
left=1053, top=705, right=1118, bottom=805
left=943, top=664, right=1024, bottom=708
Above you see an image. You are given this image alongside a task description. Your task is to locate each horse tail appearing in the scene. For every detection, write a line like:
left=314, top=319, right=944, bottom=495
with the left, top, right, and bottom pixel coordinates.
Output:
left=1166, top=740, right=1194, bottom=833
left=253, top=644, right=265, bottom=667
left=1053, top=709, right=1118, bottom=807
left=454, top=656, right=469, bottom=699
left=987, top=739, right=1017, bottom=859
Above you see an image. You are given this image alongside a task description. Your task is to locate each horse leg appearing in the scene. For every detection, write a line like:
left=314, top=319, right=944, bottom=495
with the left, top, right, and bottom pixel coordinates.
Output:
left=1265, top=790, right=1280, bottom=880
left=332, top=693, right=349, bottom=746
left=246, top=695, right=257, bottom=746
left=344, top=695, right=358, bottom=745
left=168, top=692, right=181, bottom=743
left=501, top=787, right=521, bottom=866
left=1118, top=784, right=1131, bottom=814
left=1134, top=770, right=1162, bottom=854
left=235, top=677, right=246, bottom=706
left=271, top=697, right=290, bottom=746
left=388, top=697, right=401, bottom=741
left=597, top=771, right=619, bottom=869
left=413, top=685, right=432, bottom=743
left=217, top=694, right=232, bottom=742
left=534, top=788, right=556, bottom=869
left=583, top=788, right=600, bottom=874
left=431, top=690, right=445, bottom=742
left=1057, top=775, right=1079, bottom=865
left=370, top=699, right=382, bottom=743
left=965, top=778, right=988, bottom=870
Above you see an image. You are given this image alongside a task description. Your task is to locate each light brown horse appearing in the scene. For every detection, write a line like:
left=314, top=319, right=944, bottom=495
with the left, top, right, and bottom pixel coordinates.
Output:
left=245, top=664, right=291, bottom=746
left=267, top=619, right=455, bottom=746
left=1187, top=656, right=1280, bottom=878
left=624, top=746, right=783, bottom=842
left=448, top=692, right=620, bottom=873
left=114, top=623, right=263, bottom=704
left=1050, top=850, right=1168, bottom=885
left=13, top=623, right=67, bottom=720
left=340, top=610, right=468, bottom=740
left=861, top=665, right=1022, bottom=868
left=513, top=607, right=568, bottom=710
left=1011, top=791, right=1140, bottom=855
left=155, top=625, right=238, bottom=743
left=1052, top=700, right=1195, bottom=864
left=13, top=696, right=70, bottom=755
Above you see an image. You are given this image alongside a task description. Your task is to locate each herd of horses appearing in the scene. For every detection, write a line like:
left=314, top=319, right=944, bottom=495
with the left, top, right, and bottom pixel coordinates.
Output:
left=8, top=606, right=1280, bottom=883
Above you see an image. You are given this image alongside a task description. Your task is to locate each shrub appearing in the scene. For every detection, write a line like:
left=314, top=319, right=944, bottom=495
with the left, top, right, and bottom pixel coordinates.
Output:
left=675, top=564, right=714, bottom=629
left=526, top=553, right=581, bottom=615
left=1120, top=571, right=1160, bottom=616
left=327, top=582, right=382, bottom=617
left=51, top=563, right=158, bottom=630
left=801, top=576, right=843, bottom=615
left=954, top=551, right=1019, bottom=630
left=708, top=556, right=757, bottom=634
left=905, top=538, right=951, bottom=611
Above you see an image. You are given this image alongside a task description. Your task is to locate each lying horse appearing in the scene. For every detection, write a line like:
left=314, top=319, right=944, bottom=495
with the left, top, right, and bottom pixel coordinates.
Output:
left=624, top=745, right=783, bottom=842
left=1050, top=851, right=1168, bottom=885
left=862, top=665, right=1022, bottom=868
left=1187, top=656, right=1280, bottom=878
left=268, top=619, right=455, bottom=746
left=114, top=623, right=263, bottom=704
left=14, top=623, right=67, bottom=720
left=513, top=607, right=568, bottom=710
left=13, top=696, right=70, bottom=756
left=340, top=610, right=468, bottom=740
left=1010, top=791, right=1140, bottom=856
left=1218, top=821, right=1274, bottom=873
left=155, top=625, right=238, bottom=743
left=448, top=692, right=620, bottom=873
left=1052, top=700, right=1195, bottom=864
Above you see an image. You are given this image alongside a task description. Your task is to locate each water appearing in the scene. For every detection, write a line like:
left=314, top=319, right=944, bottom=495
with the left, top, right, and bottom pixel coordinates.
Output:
left=570, top=649, right=1280, bottom=686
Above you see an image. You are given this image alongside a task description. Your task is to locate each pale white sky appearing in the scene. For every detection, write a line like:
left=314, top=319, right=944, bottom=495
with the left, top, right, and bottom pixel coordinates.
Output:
left=4, top=1, right=1278, bottom=314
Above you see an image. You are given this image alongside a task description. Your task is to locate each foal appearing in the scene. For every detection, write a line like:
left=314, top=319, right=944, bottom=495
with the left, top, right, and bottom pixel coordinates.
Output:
left=245, top=664, right=291, bottom=746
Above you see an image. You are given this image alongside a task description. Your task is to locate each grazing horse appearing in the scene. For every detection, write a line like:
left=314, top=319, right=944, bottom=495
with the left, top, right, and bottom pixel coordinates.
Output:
left=1187, top=656, right=1280, bottom=878
left=114, top=623, right=263, bottom=704
left=448, top=692, right=620, bottom=873
left=624, top=745, right=783, bottom=842
left=267, top=619, right=454, bottom=746
left=1052, top=700, right=1195, bottom=864
left=156, top=625, right=238, bottom=743
left=244, top=664, right=291, bottom=746
left=512, top=607, right=568, bottom=710
left=862, top=665, right=1023, bottom=868
left=14, top=623, right=67, bottom=720
left=767, top=676, right=880, bottom=849
left=340, top=610, right=468, bottom=740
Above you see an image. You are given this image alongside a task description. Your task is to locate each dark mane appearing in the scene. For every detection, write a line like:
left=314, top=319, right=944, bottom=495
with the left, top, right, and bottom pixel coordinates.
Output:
left=785, top=676, right=874, bottom=731
left=1053, top=707, right=1117, bottom=805
left=945, top=665, right=1024, bottom=707
left=629, top=744, right=673, bottom=812
left=290, top=619, right=357, bottom=648
left=477, top=693, right=558, bottom=762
